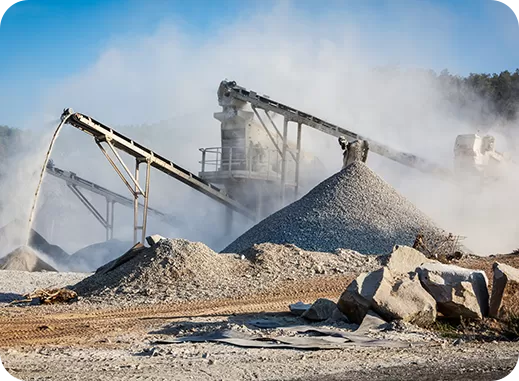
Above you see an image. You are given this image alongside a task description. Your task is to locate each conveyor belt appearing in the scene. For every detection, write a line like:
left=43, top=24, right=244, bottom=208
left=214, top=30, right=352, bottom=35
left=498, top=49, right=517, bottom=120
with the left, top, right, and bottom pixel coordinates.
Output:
left=61, top=109, right=254, bottom=220
left=45, top=164, right=172, bottom=222
left=219, top=80, right=452, bottom=178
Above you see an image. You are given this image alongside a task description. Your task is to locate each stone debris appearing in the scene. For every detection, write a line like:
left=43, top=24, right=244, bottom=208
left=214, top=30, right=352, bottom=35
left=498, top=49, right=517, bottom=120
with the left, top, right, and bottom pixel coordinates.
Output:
left=417, top=263, right=489, bottom=319
left=489, top=262, right=519, bottom=319
left=355, top=310, right=390, bottom=333
left=73, top=240, right=380, bottom=305
left=0, top=246, right=57, bottom=272
left=223, top=162, right=451, bottom=255
left=301, top=298, right=337, bottom=321
left=382, top=245, right=434, bottom=276
left=146, top=234, right=166, bottom=247
left=289, top=302, right=311, bottom=316
left=337, top=267, right=436, bottom=326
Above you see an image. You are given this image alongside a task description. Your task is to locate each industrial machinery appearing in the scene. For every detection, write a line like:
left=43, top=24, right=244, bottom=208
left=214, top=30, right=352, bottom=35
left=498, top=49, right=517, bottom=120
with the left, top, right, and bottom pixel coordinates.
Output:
left=198, top=80, right=456, bottom=219
left=45, top=160, right=176, bottom=240
left=53, top=81, right=510, bottom=244
left=59, top=108, right=255, bottom=245
left=454, top=134, right=507, bottom=179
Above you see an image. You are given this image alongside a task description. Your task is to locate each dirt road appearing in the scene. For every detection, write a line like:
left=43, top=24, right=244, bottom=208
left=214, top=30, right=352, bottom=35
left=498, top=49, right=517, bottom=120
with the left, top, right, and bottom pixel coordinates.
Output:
left=0, top=276, right=352, bottom=348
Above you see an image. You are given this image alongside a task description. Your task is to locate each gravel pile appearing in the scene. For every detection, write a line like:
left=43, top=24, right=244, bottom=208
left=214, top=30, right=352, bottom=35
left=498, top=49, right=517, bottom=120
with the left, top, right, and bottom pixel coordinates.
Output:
left=0, top=246, right=57, bottom=272
left=72, top=239, right=382, bottom=305
left=223, top=162, right=449, bottom=255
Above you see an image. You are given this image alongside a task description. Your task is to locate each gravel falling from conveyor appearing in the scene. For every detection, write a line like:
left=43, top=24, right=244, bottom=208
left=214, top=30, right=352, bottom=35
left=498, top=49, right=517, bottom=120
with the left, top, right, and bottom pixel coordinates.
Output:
left=223, top=162, right=449, bottom=255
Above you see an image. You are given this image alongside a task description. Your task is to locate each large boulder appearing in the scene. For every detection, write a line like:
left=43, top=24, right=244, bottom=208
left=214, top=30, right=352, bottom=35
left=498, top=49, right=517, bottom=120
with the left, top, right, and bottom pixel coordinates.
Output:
left=417, top=263, right=489, bottom=319
left=383, top=245, right=434, bottom=276
left=337, top=268, right=436, bottom=326
left=489, top=262, right=519, bottom=319
left=301, top=298, right=337, bottom=321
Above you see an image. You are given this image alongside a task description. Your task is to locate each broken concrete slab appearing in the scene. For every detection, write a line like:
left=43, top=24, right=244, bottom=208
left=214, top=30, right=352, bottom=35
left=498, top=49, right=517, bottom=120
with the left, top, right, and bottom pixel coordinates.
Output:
left=146, top=235, right=165, bottom=247
left=337, top=268, right=436, bottom=326
left=95, top=243, right=145, bottom=275
left=383, top=245, right=435, bottom=276
left=417, top=262, right=489, bottom=319
left=489, top=262, right=519, bottom=319
left=301, top=298, right=337, bottom=321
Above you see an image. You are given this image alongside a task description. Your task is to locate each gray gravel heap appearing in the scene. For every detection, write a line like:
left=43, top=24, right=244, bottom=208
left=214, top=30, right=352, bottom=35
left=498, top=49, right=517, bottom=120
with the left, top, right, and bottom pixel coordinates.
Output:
left=223, top=162, right=449, bottom=255
left=71, top=239, right=382, bottom=305
left=0, top=246, right=57, bottom=272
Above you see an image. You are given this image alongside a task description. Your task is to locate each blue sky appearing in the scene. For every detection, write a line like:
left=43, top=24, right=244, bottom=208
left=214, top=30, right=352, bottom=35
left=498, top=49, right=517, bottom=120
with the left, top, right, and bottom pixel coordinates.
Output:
left=0, top=0, right=518, bottom=128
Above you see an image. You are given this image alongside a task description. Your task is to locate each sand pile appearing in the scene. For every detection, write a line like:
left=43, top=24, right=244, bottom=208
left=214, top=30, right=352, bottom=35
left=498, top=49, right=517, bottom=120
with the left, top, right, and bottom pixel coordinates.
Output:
left=224, top=162, right=450, bottom=255
left=72, top=239, right=382, bottom=305
left=0, top=246, right=57, bottom=272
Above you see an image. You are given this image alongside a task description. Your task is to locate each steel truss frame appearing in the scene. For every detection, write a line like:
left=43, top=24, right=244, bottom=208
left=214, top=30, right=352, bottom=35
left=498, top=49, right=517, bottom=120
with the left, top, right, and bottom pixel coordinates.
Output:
left=46, top=164, right=174, bottom=241
left=60, top=108, right=254, bottom=244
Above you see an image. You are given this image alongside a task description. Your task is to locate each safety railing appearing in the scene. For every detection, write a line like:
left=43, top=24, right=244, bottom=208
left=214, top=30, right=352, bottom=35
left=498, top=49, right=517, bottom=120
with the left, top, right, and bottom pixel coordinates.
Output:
left=199, top=146, right=293, bottom=181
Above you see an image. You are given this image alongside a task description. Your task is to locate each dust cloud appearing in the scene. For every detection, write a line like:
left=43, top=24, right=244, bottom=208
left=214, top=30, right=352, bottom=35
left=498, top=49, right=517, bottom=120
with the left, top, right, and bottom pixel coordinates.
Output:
left=3, top=2, right=517, bottom=260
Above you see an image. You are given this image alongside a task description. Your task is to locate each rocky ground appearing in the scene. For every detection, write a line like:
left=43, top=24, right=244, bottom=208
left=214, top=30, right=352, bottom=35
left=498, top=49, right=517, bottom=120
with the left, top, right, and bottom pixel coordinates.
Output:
left=1, top=312, right=518, bottom=381
left=0, top=244, right=518, bottom=380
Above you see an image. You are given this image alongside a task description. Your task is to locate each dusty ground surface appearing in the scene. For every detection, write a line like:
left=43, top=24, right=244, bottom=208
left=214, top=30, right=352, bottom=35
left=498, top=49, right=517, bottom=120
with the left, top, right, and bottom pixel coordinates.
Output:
left=1, top=311, right=518, bottom=381
left=0, top=273, right=518, bottom=381
left=0, top=250, right=518, bottom=380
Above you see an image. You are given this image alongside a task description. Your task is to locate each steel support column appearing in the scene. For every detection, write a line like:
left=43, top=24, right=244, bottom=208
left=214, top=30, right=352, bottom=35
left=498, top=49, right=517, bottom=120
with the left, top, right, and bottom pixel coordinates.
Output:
left=280, top=117, right=288, bottom=203
left=141, top=159, right=151, bottom=244
left=133, top=160, right=140, bottom=244
left=295, top=122, right=302, bottom=198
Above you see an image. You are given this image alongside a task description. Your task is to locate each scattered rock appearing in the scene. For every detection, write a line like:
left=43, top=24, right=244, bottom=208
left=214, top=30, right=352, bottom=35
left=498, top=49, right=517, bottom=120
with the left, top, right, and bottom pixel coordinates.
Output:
left=301, top=298, right=337, bottom=321
left=146, top=234, right=165, bottom=247
left=383, top=245, right=434, bottom=276
left=356, top=310, right=390, bottom=333
left=289, top=301, right=311, bottom=316
left=417, top=263, right=489, bottom=319
left=489, top=262, right=519, bottom=319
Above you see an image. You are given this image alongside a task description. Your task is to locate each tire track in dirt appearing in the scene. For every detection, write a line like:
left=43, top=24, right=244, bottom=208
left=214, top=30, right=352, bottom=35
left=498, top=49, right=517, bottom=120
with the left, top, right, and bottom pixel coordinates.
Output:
left=0, top=275, right=353, bottom=347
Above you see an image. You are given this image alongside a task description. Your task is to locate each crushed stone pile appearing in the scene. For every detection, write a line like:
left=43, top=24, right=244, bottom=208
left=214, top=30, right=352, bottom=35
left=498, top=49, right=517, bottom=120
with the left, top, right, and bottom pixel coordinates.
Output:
left=66, top=239, right=132, bottom=272
left=28, top=229, right=70, bottom=265
left=0, top=246, right=57, bottom=272
left=0, top=220, right=70, bottom=265
left=224, top=162, right=450, bottom=255
left=72, top=239, right=382, bottom=306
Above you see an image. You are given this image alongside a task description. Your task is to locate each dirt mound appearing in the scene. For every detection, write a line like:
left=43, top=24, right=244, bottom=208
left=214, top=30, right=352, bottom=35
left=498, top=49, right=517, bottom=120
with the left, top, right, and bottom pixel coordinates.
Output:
left=72, top=239, right=381, bottom=305
left=224, top=162, right=450, bottom=255
left=0, top=246, right=57, bottom=272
